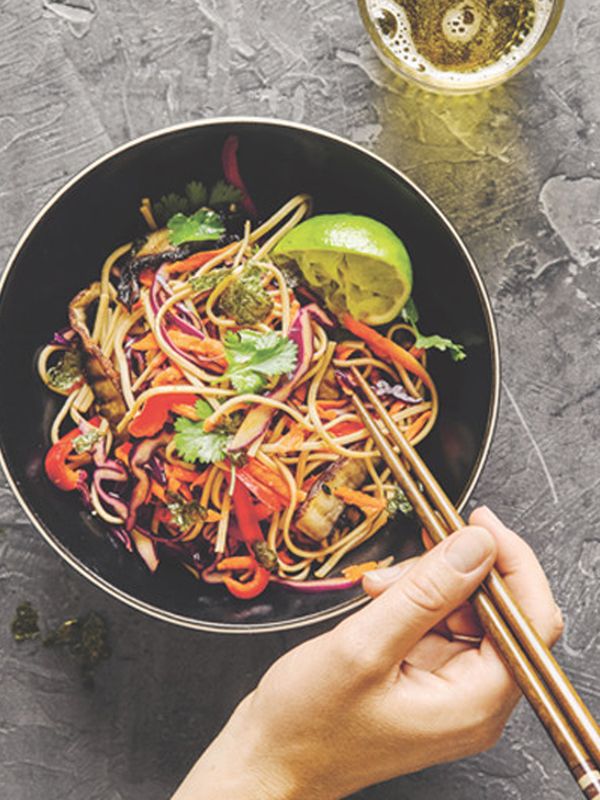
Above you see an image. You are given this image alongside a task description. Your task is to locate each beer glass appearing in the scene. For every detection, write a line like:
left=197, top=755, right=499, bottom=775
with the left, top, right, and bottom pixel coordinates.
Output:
left=357, top=0, right=564, bottom=94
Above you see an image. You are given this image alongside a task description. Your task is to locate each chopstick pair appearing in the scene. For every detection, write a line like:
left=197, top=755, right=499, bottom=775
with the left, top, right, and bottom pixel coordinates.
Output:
left=339, top=366, right=600, bottom=800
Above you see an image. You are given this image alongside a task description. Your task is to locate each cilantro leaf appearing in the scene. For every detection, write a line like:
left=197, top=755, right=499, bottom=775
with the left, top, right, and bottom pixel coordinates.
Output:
left=209, top=180, right=243, bottom=207
left=400, top=297, right=419, bottom=327
left=167, top=209, right=225, bottom=246
left=219, top=264, right=273, bottom=325
left=224, top=329, right=298, bottom=394
left=190, top=266, right=230, bottom=294
left=185, top=180, right=208, bottom=209
left=414, top=334, right=466, bottom=362
left=154, top=193, right=189, bottom=226
left=173, top=399, right=238, bottom=464
left=401, top=298, right=466, bottom=362
left=174, top=417, right=230, bottom=464
left=194, top=398, right=213, bottom=420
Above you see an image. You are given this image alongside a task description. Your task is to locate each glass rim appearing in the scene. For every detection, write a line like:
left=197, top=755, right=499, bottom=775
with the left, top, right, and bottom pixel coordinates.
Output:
left=357, top=0, right=565, bottom=95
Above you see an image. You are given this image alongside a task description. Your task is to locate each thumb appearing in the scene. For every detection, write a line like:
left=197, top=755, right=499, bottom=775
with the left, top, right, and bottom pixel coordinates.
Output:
left=345, top=526, right=497, bottom=669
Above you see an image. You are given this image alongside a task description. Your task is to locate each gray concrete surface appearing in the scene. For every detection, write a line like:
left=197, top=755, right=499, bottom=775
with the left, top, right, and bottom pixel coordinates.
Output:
left=1, top=1, right=599, bottom=798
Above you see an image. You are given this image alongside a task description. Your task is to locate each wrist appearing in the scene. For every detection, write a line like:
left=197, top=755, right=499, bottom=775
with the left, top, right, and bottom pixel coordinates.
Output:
left=172, top=694, right=303, bottom=800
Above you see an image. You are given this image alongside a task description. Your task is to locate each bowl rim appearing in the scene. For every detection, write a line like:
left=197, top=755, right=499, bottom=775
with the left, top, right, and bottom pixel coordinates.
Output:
left=0, top=116, right=501, bottom=634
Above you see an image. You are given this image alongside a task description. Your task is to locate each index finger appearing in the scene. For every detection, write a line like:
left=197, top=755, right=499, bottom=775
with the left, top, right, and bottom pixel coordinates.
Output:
left=469, top=506, right=563, bottom=647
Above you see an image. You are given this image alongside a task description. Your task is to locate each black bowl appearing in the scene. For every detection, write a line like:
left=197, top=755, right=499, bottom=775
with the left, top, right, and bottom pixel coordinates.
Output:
left=0, top=119, right=499, bottom=633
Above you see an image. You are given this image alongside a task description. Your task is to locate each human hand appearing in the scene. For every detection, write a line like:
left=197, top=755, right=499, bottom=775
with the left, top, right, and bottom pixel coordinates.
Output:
left=172, top=507, right=563, bottom=800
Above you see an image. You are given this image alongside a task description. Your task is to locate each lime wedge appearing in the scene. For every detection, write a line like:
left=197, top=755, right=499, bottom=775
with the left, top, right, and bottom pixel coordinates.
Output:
left=272, top=214, right=412, bottom=325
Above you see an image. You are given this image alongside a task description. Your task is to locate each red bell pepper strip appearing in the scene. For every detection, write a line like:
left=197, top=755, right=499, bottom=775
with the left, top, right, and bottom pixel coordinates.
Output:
left=222, top=135, right=258, bottom=219
left=217, top=555, right=270, bottom=600
left=340, top=313, right=434, bottom=391
left=44, top=417, right=101, bottom=491
left=128, top=392, right=197, bottom=438
left=232, top=483, right=264, bottom=546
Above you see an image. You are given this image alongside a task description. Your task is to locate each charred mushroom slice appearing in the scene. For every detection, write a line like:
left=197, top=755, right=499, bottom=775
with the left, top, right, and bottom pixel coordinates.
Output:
left=295, top=457, right=369, bottom=542
left=69, top=283, right=127, bottom=433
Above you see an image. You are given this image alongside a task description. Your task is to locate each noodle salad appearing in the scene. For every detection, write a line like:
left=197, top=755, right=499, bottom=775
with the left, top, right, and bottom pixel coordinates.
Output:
left=38, top=136, right=465, bottom=600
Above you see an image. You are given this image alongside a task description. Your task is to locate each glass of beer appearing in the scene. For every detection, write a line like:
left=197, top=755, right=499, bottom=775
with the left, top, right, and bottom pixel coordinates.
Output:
left=357, top=0, right=564, bottom=93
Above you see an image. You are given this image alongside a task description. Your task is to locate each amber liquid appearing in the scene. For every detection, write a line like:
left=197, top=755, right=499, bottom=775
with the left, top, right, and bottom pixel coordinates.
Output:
left=363, top=0, right=556, bottom=90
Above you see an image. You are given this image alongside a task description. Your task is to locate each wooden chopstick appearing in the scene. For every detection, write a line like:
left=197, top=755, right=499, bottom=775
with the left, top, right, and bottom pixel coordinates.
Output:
left=339, top=367, right=600, bottom=799
left=350, top=366, right=600, bottom=765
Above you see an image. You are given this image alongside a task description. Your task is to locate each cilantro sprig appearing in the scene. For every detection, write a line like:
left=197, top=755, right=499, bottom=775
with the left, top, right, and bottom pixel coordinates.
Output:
left=401, top=299, right=466, bottom=362
left=152, top=180, right=242, bottom=226
left=223, top=329, right=298, bottom=394
left=174, top=399, right=230, bottom=464
left=167, top=208, right=225, bottom=247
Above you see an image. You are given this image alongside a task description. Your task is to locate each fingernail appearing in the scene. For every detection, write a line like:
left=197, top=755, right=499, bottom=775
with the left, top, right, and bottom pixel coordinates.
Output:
left=445, top=527, right=495, bottom=574
left=363, top=562, right=412, bottom=587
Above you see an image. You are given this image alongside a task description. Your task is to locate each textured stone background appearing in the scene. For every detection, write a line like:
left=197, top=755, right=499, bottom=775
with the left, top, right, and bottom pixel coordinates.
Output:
left=1, top=1, right=599, bottom=798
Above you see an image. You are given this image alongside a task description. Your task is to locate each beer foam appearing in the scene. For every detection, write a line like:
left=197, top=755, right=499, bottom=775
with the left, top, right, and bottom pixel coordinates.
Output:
left=366, top=0, right=554, bottom=89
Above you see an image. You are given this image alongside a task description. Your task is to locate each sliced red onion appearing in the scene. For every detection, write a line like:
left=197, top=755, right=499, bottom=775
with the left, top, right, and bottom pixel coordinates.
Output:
left=304, top=302, right=334, bottom=328
left=91, top=444, right=129, bottom=520
left=228, top=308, right=313, bottom=451
left=51, top=327, right=76, bottom=346
left=110, top=527, right=133, bottom=553
left=126, top=432, right=170, bottom=531
left=150, top=266, right=169, bottom=316
left=148, top=454, right=167, bottom=486
left=77, top=472, right=92, bottom=509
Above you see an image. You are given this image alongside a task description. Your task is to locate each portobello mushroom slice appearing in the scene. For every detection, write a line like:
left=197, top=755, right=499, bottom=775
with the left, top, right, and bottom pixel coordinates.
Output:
left=69, top=282, right=127, bottom=433
left=295, top=457, right=369, bottom=542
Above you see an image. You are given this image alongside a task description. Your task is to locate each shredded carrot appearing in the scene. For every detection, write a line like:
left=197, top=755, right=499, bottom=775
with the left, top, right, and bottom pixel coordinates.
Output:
left=167, top=475, right=193, bottom=500
left=405, top=410, right=432, bottom=441
left=341, top=561, right=380, bottom=581
left=389, top=400, right=406, bottom=415
left=152, top=365, right=184, bottom=387
left=243, top=460, right=291, bottom=502
left=329, top=420, right=363, bottom=437
left=292, top=383, right=308, bottom=403
left=115, top=442, right=133, bottom=465
left=167, top=329, right=226, bottom=361
left=317, top=399, right=347, bottom=409
left=165, top=246, right=231, bottom=275
left=334, top=487, right=385, bottom=512
left=341, top=313, right=434, bottom=390
left=335, top=343, right=359, bottom=360
left=131, top=331, right=159, bottom=351
left=164, top=463, right=208, bottom=489
left=151, top=481, right=167, bottom=503
left=269, top=423, right=305, bottom=453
